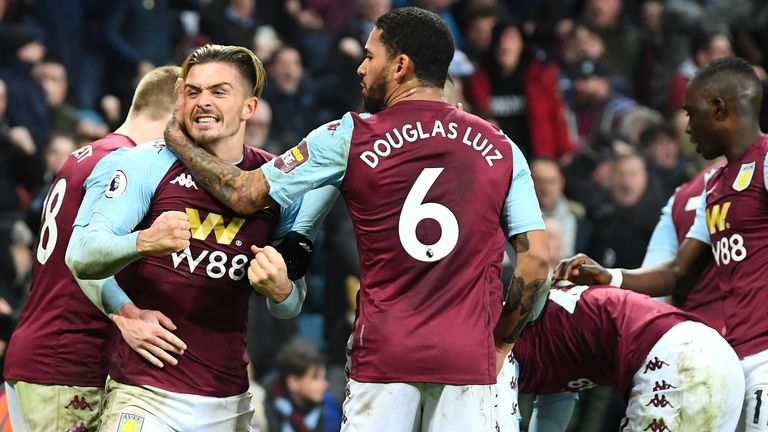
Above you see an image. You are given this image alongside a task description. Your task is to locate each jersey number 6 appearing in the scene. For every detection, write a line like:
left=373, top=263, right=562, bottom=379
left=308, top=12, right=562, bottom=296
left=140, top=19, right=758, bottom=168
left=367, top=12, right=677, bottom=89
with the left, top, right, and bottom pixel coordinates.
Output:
left=398, top=168, right=459, bottom=262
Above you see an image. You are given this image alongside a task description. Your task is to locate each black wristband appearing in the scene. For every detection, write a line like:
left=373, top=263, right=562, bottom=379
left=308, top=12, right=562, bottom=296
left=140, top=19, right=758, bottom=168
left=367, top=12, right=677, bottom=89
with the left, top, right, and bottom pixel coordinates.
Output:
left=275, top=231, right=314, bottom=280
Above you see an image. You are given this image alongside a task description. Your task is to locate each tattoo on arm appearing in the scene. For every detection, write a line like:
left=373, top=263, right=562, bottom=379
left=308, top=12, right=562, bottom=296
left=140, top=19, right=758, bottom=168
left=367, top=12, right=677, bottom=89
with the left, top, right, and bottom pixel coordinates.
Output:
left=502, top=277, right=524, bottom=316
left=502, top=277, right=548, bottom=344
left=164, top=121, right=270, bottom=214
left=510, top=232, right=530, bottom=253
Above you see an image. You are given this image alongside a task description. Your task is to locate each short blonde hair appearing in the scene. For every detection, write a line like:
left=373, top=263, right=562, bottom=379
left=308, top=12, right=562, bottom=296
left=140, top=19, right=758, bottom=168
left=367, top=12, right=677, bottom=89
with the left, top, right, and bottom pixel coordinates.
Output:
left=180, top=44, right=266, bottom=98
left=129, top=65, right=181, bottom=121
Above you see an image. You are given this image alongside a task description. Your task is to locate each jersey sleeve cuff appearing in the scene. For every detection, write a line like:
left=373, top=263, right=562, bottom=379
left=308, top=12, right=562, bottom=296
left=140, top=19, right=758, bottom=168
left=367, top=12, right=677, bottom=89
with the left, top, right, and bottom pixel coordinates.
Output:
left=266, top=281, right=303, bottom=319
left=507, top=221, right=547, bottom=238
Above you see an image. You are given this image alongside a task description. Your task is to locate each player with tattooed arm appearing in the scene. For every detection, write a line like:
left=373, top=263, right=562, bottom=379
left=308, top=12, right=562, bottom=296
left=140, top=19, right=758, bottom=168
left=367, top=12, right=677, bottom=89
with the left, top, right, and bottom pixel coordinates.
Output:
left=164, top=8, right=550, bottom=432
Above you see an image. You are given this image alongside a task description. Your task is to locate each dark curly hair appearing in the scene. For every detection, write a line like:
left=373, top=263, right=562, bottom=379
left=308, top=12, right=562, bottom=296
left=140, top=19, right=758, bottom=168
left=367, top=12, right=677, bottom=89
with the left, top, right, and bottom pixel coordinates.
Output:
left=375, top=7, right=455, bottom=88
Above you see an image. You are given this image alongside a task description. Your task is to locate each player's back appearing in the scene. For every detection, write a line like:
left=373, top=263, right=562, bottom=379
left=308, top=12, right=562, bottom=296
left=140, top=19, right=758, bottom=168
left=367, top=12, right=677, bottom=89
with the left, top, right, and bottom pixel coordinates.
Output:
left=5, top=134, right=135, bottom=387
left=702, top=136, right=768, bottom=357
left=669, top=162, right=725, bottom=332
left=110, top=144, right=281, bottom=397
left=515, top=285, right=698, bottom=397
left=341, top=100, right=516, bottom=385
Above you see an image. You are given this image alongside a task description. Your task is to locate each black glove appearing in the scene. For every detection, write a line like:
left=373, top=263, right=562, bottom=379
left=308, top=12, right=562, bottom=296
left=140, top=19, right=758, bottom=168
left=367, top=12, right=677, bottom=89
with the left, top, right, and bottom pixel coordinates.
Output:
left=275, top=231, right=314, bottom=280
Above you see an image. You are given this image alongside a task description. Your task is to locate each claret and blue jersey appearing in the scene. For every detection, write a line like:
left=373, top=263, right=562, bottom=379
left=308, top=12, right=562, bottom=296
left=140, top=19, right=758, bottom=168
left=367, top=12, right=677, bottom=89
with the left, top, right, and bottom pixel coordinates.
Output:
left=73, top=140, right=300, bottom=397
left=263, top=100, right=545, bottom=385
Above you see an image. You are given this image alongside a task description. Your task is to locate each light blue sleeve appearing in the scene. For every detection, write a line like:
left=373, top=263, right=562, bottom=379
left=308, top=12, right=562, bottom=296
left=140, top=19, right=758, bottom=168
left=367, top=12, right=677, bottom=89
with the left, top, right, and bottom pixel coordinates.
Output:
left=69, top=148, right=133, bottom=315
left=642, top=194, right=679, bottom=266
left=262, top=113, right=356, bottom=207
left=285, top=186, right=340, bottom=242
left=267, top=185, right=340, bottom=317
left=266, top=278, right=307, bottom=319
left=529, top=393, right=578, bottom=432
left=764, top=155, right=768, bottom=191
left=685, top=181, right=711, bottom=245
left=66, top=141, right=175, bottom=280
left=503, top=140, right=546, bottom=237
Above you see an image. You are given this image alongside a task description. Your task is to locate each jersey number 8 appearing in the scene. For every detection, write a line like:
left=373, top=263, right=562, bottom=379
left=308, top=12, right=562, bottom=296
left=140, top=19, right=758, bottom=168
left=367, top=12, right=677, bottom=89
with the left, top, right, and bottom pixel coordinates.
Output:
left=37, top=178, right=67, bottom=265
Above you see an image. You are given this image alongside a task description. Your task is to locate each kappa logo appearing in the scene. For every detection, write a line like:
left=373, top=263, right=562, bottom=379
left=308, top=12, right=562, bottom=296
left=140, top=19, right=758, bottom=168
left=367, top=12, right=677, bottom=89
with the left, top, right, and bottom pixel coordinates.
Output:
left=65, top=395, right=93, bottom=411
left=644, top=419, right=671, bottom=432
left=652, top=380, right=677, bottom=392
left=117, top=413, right=144, bottom=432
left=643, top=357, right=670, bottom=374
left=170, top=172, right=198, bottom=189
left=646, top=394, right=674, bottom=408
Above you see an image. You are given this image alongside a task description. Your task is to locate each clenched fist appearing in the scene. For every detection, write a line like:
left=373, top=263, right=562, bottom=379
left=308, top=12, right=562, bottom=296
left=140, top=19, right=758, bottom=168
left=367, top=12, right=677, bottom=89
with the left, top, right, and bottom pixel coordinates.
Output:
left=136, top=211, right=191, bottom=256
left=248, top=245, right=293, bottom=303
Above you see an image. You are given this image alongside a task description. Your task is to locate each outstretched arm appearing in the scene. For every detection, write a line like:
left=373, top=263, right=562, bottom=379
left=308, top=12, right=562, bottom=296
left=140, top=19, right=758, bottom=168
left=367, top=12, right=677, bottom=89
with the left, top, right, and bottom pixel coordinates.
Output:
left=164, top=81, right=272, bottom=214
left=553, top=238, right=712, bottom=297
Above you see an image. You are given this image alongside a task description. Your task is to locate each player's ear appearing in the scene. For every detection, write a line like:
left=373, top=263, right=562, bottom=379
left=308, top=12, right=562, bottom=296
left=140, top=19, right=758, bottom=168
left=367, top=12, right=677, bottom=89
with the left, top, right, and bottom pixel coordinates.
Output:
left=241, top=96, right=258, bottom=121
left=712, top=97, right=727, bottom=121
left=393, top=53, right=412, bottom=82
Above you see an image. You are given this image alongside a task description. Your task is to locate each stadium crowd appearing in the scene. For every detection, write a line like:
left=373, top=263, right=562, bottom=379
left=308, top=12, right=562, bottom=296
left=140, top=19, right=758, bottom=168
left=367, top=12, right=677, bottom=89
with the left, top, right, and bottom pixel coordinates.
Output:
left=2, top=0, right=768, bottom=430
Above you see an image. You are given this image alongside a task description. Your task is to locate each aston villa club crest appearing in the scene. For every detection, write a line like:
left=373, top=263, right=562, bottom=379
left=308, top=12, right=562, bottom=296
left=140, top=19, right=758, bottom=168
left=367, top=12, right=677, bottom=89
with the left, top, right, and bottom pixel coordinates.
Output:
left=733, top=162, right=755, bottom=192
left=117, top=413, right=144, bottom=432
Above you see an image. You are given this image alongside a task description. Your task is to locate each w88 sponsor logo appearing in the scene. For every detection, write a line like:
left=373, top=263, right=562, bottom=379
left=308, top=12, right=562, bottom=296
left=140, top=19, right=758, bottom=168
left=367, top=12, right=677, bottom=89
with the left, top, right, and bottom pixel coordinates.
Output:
left=706, top=201, right=747, bottom=266
left=171, top=247, right=249, bottom=281
left=712, top=233, right=747, bottom=266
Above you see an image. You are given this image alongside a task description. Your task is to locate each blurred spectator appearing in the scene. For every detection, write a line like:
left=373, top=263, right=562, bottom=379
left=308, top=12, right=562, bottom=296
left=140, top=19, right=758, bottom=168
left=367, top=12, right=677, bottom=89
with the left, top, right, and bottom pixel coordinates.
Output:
left=465, top=21, right=574, bottom=159
left=30, top=0, right=88, bottom=103
left=543, top=217, right=566, bottom=267
left=245, top=100, right=283, bottom=155
left=339, top=0, right=391, bottom=48
left=615, top=105, right=663, bottom=146
left=562, top=22, right=606, bottom=66
left=581, top=0, right=641, bottom=93
left=0, top=76, right=44, bottom=319
left=587, top=152, right=665, bottom=268
left=263, top=46, right=315, bottom=152
left=201, top=0, right=260, bottom=48
left=458, top=6, right=497, bottom=65
left=634, top=0, right=668, bottom=110
left=32, top=61, right=79, bottom=135
left=263, top=339, right=342, bottom=432
left=666, top=28, right=732, bottom=113
left=639, top=123, right=691, bottom=198
left=283, top=0, right=356, bottom=73
left=26, top=132, right=76, bottom=234
left=104, top=0, right=195, bottom=117
left=566, top=58, right=637, bottom=148
left=563, top=134, right=616, bottom=221
left=531, top=158, right=589, bottom=257
left=0, top=24, right=50, bottom=149
left=414, top=0, right=462, bottom=48
left=314, top=0, right=389, bottom=122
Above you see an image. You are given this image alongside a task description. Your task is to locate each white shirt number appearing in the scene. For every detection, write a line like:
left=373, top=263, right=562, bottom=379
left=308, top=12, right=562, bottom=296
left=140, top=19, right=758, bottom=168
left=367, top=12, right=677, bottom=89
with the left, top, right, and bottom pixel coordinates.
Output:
left=398, top=168, right=459, bottom=262
left=36, top=178, right=67, bottom=265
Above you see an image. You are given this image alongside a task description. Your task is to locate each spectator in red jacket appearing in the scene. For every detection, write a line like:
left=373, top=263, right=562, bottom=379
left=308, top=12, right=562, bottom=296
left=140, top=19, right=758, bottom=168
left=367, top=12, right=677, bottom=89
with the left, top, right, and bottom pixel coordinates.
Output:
left=465, top=20, right=574, bottom=160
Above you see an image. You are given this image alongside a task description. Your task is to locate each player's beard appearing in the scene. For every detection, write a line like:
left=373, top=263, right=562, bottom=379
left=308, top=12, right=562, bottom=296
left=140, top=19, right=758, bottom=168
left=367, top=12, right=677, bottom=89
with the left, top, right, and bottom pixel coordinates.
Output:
left=362, top=74, right=388, bottom=114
